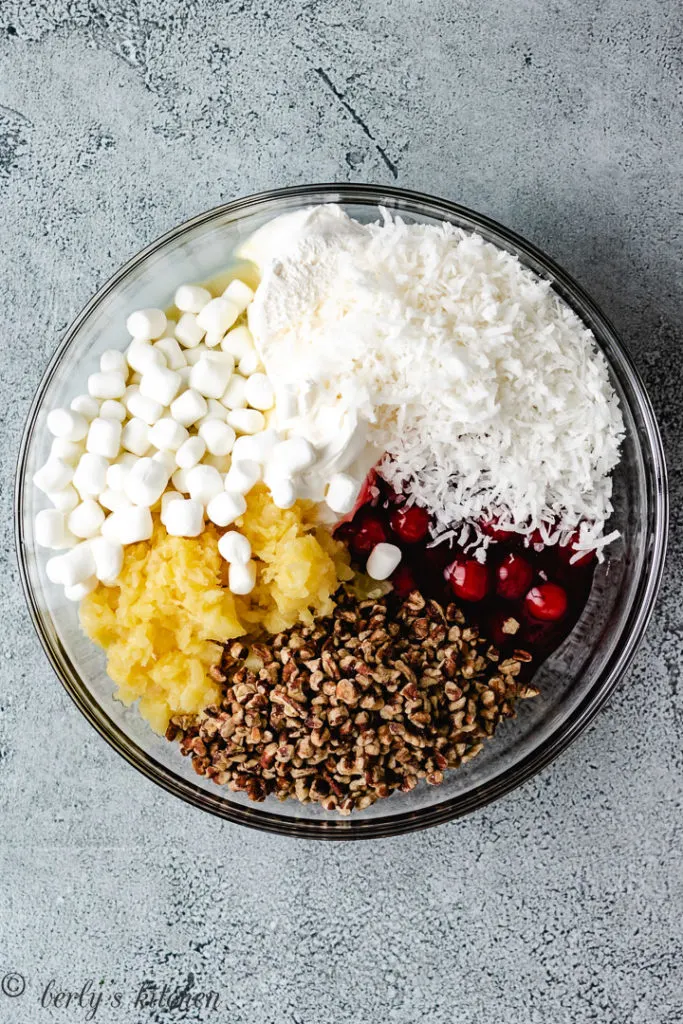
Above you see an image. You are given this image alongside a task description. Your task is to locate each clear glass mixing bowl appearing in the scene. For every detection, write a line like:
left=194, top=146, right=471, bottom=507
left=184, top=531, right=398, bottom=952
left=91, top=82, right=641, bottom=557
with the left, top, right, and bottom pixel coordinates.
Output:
left=15, top=185, right=668, bottom=839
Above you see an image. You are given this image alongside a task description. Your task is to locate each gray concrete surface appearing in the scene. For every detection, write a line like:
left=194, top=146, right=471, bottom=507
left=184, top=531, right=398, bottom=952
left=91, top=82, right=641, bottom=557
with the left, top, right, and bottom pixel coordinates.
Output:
left=1, top=1, right=682, bottom=1021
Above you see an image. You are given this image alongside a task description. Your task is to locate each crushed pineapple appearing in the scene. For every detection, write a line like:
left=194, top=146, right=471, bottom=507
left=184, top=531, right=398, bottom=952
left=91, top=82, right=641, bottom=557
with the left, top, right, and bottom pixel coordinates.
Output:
left=80, top=486, right=351, bottom=733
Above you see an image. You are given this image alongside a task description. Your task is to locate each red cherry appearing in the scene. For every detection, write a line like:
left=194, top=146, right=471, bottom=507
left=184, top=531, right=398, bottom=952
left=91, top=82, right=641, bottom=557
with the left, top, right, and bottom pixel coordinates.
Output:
left=557, top=533, right=595, bottom=567
left=525, top=583, right=568, bottom=621
left=445, top=557, right=490, bottom=602
left=480, top=517, right=514, bottom=541
left=495, top=553, right=534, bottom=601
left=391, top=564, right=418, bottom=597
left=390, top=504, right=430, bottom=544
left=346, top=508, right=388, bottom=557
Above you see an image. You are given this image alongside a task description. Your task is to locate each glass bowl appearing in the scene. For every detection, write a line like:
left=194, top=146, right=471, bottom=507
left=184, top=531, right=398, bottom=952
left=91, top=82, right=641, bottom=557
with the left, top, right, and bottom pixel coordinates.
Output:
left=15, top=184, right=668, bottom=839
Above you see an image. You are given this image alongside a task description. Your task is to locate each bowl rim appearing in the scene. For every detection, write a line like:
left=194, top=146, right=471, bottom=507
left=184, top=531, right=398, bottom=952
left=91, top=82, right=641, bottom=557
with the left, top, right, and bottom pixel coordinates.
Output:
left=14, top=182, right=669, bottom=840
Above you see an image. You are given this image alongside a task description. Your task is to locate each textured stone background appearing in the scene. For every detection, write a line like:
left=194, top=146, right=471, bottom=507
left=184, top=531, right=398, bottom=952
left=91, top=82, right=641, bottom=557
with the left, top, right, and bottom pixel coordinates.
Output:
left=1, top=1, right=682, bottom=1022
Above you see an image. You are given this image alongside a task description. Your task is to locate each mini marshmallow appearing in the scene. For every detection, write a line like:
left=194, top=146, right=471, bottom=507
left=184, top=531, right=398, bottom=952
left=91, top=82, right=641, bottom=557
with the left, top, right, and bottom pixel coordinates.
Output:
left=238, top=348, right=262, bottom=376
left=222, top=279, right=254, bottom=313
left=126, top=391, right=164, bottom=425
left=203, top=453, right=231, bottom=472
left=152, top=449, right=177, bottom=475
left=244, top=373, right=274, bottom=411
left=221, top=326, right=255, bottom=362
left=221, top=373, right=248, bottom=409
left=228, top=560, right=257, bottom=596
left=184, top=345, right=206, bottom=366
left=177, top=365, right=192, bottom=388
left=206, top=491, right=246, bottom=527
left=46, top=554, right=68, bottom=585
left=50, top=438, right=83, bottom=464
left=186, top=464, right=224, bottom=505
left=35, top=509, right=69, bottom=549
left=59, top=541, right=97, bottom=587
left=106, top=454, right=137, bottom=492
left=47, top=408, right=89, bottom=442
left=99, top=399, right=127, bottom=422
left=171, top=467, right=190, bottom=494
left=175, top=435, right=206, bottom=470
left=104, top=506, right=153, bottom=545
left=86, top=417, right=122, bottom=459
left=366, top=542, right=402, bottom=581
left=47, top=486, right=80, bottom=513
left=100, top=349, right=128, bottom=375
left=127, top=340, right=166, bottom=374
left=170, top=388, right=207, bottom=427
left=175, top=283, right=212, bottom=314
left=197, top=297, right=239, bottom=336
left=190, top=353, right=235, bottom=400
left=126, top=307, right=167, bottom=341
left=269, top=477, right=297, bottom=510
left=70, top=395, right=100, bottom=421
left=64, top=577, right=98, bottom=601
left=325, top=473, right=360, bottom=515
left=73, top=454, right=109, bottom=497
left=99, top=488, right=132, bottom=513
left=121, top=417, right=151, bottom=457
left=68, top=499, right=105, bottom=539
left=160, top=490, right=184, bottom=522
left=148, top=417, right=188, bottom=452
left=88, top=371, right=127, bottom=400
left=139, top=365, right=182, bottom=406
left=163, top=498, right=204, bottom=538
left=34, top=458, right=74, bottom=494
left=197, top=398, right=228, bottom=423
left=175, top=312, right=205, bottom=349
left=154, top=336, right=186, bottom=370
left=272, top=437, right=316, bottom=472
left=124, top=457, right=169, bottom=507
left=231, top=429, right=279, bottom=464
left=90, top=536, right=124, bottom=584
left=198, top=419, right=236, bottom=456
left=224, top=459, right=261, bottom=495
left=227, top=408, right=265, bottom=435
left=203, top=329, right=224, bottom=349
left=217, top=531, right=251, bottom=564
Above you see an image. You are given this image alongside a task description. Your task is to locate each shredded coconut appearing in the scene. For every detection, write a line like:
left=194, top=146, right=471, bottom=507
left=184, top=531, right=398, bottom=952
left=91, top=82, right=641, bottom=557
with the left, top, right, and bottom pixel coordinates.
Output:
left=246, top=205, right=624, bottom=550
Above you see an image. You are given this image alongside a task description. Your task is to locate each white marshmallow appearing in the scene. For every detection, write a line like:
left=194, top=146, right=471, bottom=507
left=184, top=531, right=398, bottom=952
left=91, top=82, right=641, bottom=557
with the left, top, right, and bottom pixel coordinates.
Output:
left=47, top=408, right=89, bottom=442
left=126, top=391, right=164, bottom=425
left=86, top=417, right=122, bottom=459
left=90, top=536, right=124, bottom=584
left=154, top=336, right=186, bottom=370
left=222, top=279, right=254, bottom=313
left=126, top=307, right=167, bottom=341
left=139, top=365, right=182, bottom=406
left=87, top=371, right=126, bottom=400
left=46, top=554, right=69, bottom=585
left=238, top=348, right=262, bottom=376
left=64, top=577, right=98, bottom=601
left=175, top=312, right=205, bottom=349
left=177, top=365, right=192, bottom=388
left=221, top=373, right=248, bottom=410
left=231, top=429, right=279, bottom=464
left=70, top=395, right=100, bottom=421
left=73, top=454, right=109, bottom=497
left=244, top=373, right=274, bottom=411
left=272, top=437, right=316, bottom=472
left=186, top=465, right=224, bottom=505
left=198, top=419, right=236, bottom=456
left=127, top=340, right=166, bottom=374
left=47, top=486, right=80, bottom=513
left=124, top=457, right=169, bottom=507
left=175, top=283, right=212, bottom=314
left=269, top=477, right=297, bottom=510
left=203, top=453, right=231, bottom=473
left=163, top=498, right=204, bottom=538
left=171, top=467, right=190, bottom=494
left=175, top=436, right=206, bottom=470
left=224, top=459, right=261, bottom=495
left=99, top=399, right=127, bottom=422
left=50, top=438, right=83, bottom=465
left=148, top=417, right=188, bottom=452
left=152, top=449, right=177, bottom=475
left=99, top=488, right=132, bottom=513
left=170, top=388, right=207, bottom=427
left=228, top=560, right=257, bottom=595
left=184, top=345, right=206, bottom=366
left=104, top=506, right=153, bottom=545
left=203, top=329, right=224, bottom=349
left=160, top=490, right=184, bottom=522
left=206, top=491, right=246, bottom=527
left=160, top=319, right=177, bottom=339
left=106, top=454, right=137, bottom=492
left=190, top=353, right=235, bottom=400
left=217, top=531, right=251, bottom=564
left=34, top=458, right=74, bottom=494
left=68, top=499, right=105, bottom=539
left=100, top=349, right=128, bottom=375
left=325, top=473, right=360, bottom=515
left=60, top=541, right=97, bottom=587
left=197, top=297, right=239, bottom=336
left=221, top=325, right=255, bottom=362
left=227, top=408, right=265, bottom=435
left=366, top=542, right=402, bottom=581
left=197, top=398, right=228, bottom=424
left=35, top=509, right=69, bottom=549
left=121, top=418, right=151, bottom=457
